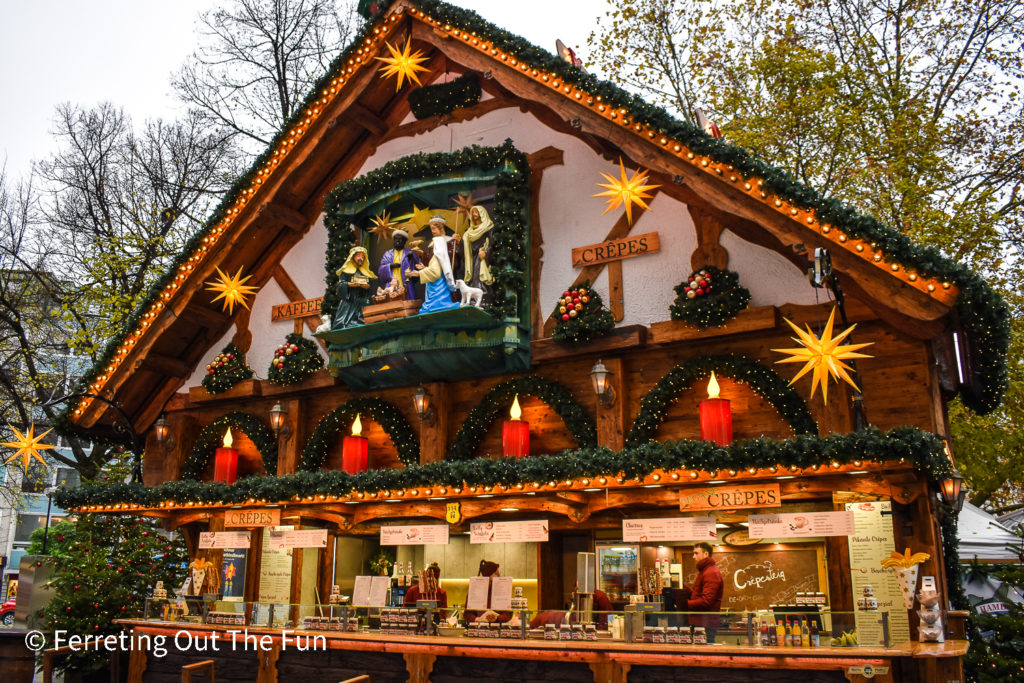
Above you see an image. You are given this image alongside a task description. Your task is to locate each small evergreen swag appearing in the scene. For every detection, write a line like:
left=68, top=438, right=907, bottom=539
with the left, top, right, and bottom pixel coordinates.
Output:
left=670, top=265, right=751, bottom=329
left=201, top=343, right=254, bottom=394
left=408, top=73, right=481, bottom=119
left=551, top=280, right=614, bottom=344
left=267, top=333, right=324, bottom=386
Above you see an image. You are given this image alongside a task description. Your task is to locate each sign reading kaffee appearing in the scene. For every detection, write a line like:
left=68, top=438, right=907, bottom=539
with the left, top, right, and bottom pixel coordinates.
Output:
left=271, top=297, right=324, bottom=322
left=225, top=508, right=281, bottom=527
left=679, top=483, right=781, bottom=511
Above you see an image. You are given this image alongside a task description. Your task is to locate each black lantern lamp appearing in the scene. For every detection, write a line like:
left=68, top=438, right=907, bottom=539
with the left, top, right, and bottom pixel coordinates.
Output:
left=939, top=469, right=966, bottom=513
left=413, top=386, right=435, bottom=426
left=590, top=360, right=616, bottom=406
left=269, top=402, right=291, bottom=438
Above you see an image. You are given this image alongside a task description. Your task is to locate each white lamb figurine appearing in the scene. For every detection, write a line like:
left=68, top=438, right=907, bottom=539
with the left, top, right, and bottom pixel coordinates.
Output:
left=315, top=314, right=332, bottom=334
left=455, top=280, right=483, bottom=308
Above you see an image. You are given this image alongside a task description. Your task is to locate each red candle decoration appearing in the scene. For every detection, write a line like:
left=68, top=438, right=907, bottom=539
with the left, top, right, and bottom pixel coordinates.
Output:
left=699, top=372, right=733, bottom=445
left=502, top=394, right=530, bottom=458
left=214, top=427, right=239, bottom=484
left=342, top=413, right=369, bottom=474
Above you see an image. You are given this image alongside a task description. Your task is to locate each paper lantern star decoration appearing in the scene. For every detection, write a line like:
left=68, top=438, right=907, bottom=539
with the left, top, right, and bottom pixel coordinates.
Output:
left=2, top=424, right=56, bottom=471
left=772, top=307, right=874, bottom=404
left=376, top=37, right=429, bottom=91
left=205, top=266, right=259, bottom=314
left=593, top=159, right=660, bottom=224
left=368, top=211, right=396, bottom=245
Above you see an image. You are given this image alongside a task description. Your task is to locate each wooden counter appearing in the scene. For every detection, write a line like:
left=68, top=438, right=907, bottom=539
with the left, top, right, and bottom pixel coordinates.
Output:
left=117, top=620, right=966, bottom=683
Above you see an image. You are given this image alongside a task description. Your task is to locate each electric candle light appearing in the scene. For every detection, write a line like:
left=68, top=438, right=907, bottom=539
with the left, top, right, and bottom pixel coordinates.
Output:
left=342, top=413, right=369, bottom=474
left=214, top=428, right=239, bottom=484
left=699, top=372, right=733, bottom=445
left=502, top=394, right=529, bottom=458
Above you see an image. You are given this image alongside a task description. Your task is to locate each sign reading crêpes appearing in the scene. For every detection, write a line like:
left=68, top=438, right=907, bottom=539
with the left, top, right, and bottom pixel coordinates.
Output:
left=679, top=483, right=781, bottom=512
left=271, top=297, right=323, bottom=322
left=571, top=233, right=660, bottom=267
left=225, top=508, right=281, bottom=527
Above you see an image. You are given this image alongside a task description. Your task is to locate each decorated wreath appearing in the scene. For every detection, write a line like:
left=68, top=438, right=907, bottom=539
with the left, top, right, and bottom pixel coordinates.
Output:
left=551, top=280, right=614, bottom=344
left=669, top=265, right=751, bottom=329
left=201, top=343, right=254, bottom=394
left=267, top=333, right=325, bottom=386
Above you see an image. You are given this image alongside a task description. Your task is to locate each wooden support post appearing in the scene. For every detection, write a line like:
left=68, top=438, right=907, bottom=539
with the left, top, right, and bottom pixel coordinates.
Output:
left=596, top=358, right=627, bottom=450
left=126, top=632, right=148, bottom=683
left=255, top=642, right=281, bottom=683
left=275, top=397, right=304, bottom=475
left=419, top=381, right=449, bottom=464
left=403, top=653, right=436, bottom=683
left=318, top=530, right=337, bottom=606
left=688, top=206, right=729, bottom=271
left=607, top=261, right=624, bottom=322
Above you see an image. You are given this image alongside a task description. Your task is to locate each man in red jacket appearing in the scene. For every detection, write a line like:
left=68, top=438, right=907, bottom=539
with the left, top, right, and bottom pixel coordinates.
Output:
left=686, top=542, right=724, bottom=642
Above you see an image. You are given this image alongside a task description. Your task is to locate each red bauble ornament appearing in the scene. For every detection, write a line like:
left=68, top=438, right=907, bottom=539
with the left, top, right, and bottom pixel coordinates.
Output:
left=562, top=291, right=570, bottom=298
left=228, top=354, right=235, bottom=360
left=696, top=288, right=705, bottom=295
left=562, top=314, right=570, bottom=321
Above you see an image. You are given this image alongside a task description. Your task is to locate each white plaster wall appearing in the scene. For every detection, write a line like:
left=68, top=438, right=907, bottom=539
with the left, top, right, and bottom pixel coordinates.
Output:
left=186, top=103, right=822, bottom=382
left=184, top=323, right=238, bottom=388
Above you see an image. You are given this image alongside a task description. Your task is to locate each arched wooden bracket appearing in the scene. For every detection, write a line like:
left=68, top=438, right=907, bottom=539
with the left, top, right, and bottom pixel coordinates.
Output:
left=688, top=205, right=729, bottom=271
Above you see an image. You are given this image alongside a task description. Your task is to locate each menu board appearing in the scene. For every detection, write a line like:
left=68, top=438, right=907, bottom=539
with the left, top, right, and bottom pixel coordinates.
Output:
left=489, top=576, right=514, bottom=610
left=846, top=501, right=910, bottom=646
left=682, top=546, right=823, bottom=612
left=352, top=575, right=372, bottom=606
left=466, top=576, right=491, bottom=610
left=267, top=528, right=328, bottom=549
left=748, top=511, right=855, bottom=539
left=258, top=525, right=293, bottom=604
left=470, top=520, right=549, bottom=544
left=368, top=576, right=390, bottom=607
left=199, top=531, right=252, bottom=549
left=221, top=548, right=247, bottom=600
left=380, top=525, right=450, bottom=546
left=622, top=517, right=717, bottom=542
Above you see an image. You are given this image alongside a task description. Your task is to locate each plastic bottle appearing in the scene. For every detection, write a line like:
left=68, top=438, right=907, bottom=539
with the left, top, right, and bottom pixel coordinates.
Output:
left=775, top=620, right=785, bottom=646
left=792, top=619, right=801, bottom=647
left=810, top=621, right=820, bottom=648
left=760, top=623, right=769, bottom=647
left=801, top=619, right=810, bottom=647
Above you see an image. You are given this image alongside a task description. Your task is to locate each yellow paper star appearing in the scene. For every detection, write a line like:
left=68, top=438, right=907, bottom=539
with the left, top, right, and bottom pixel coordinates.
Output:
left=205, top=265, right=259, bottom=315
left=376, top=37, right=429, bottom=91
left=593, top=159, right=660, bottom=224
left=2, top=424, right=56, bottom=472
left=772, top=307, right=874, bottom=404
left=368, top=211, right=396, bottom=246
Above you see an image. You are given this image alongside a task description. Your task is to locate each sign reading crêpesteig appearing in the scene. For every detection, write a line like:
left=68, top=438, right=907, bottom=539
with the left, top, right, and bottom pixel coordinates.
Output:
left=679, top=483, right=781, bottom=512
left=225, top=508, right=281, bottom=527
left=571, top=233, right=660, bottom=267
left=271, top=297, right=324, bottom=322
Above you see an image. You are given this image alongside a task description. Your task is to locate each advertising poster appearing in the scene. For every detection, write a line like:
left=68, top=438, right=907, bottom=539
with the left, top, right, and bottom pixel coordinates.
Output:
left=221, top=548, right=247, bottom=601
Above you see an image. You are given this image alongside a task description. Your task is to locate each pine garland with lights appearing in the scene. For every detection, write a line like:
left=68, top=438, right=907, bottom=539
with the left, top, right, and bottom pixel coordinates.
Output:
left=267, top=333, right=325, bottom=385
left=181, top=412, right=278, bottom=480
left=447, top=376, right=597, bottom=460
left=56, top=426, right=948, bottom=510
left=409, top=73, right=481, bottom=119
left=550, top=280, right=615, bottom=344
left=322, top=141, right=529, bottom=321
left=63, top=0, right=1008, bottom=428
left=300, top=397, right=419, bottom=469
left=35, top=514, right=188, bottom=675
left=670, top=265, right=751, bottom=329
left=627, top=354, right=817, bottom=447
left=200, top=343, right=254, bottom=394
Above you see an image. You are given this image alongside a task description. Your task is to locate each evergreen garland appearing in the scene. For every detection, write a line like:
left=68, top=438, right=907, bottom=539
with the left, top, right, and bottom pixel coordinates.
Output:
left=550, top=280, right=615, bottom=344
left=56, top=426, right=948, bottom=509
left=300, top=397, right=419, bottom=470
left=181, top=412, right=279, bottom=480
left=409, top=73, right=481, bottom=119
left=447, top=376, right=597, bottom=460
left=64, top=0, right=1008, bottom=427
left=200, top=343, right=254, bottom=395
left=627, top=354, right=817, bottom=447
left=322, top=141, right=529, bottom=320
left=267, top=333, right=325, bottom=386
left=670, top=266, right=751, bottom=329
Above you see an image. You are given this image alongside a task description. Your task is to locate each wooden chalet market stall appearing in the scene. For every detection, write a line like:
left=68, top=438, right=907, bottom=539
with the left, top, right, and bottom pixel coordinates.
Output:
left=54, top=1, right=1008, bottom=682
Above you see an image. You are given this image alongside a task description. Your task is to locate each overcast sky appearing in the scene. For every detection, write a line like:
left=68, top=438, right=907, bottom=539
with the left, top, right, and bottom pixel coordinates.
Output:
left=0, top=0, right=606, bottom=182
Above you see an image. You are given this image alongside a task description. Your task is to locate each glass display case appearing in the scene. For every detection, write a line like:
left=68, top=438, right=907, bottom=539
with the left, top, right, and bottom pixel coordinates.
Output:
left=596, top=543, right=638, bottom=603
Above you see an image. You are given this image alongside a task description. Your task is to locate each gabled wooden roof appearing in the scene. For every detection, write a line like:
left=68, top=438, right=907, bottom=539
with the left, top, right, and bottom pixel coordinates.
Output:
left=63, top=0, right=1007, bottom=438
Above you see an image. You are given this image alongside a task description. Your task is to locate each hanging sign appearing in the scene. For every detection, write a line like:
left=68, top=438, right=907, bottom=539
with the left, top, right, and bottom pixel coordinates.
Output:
left=679, top=483, right=781, bottom=511
left=445, top=501, right=463, bottom=524
left=571, top=232, right=660, bottom=267
left=748, top=511, right=855, bottom=538
left=622, top=517, right=717, bottom=543
left=225, top=509, right=281, bottom=527
left=470, top=520, right=549, bottom=544
left=267, top=528, right=328, bottom=549
left=271, top=297, right=324, bottom=321
left=199, top=531, right=252, bottom=549
left=380, top=525, right=450, bottom=546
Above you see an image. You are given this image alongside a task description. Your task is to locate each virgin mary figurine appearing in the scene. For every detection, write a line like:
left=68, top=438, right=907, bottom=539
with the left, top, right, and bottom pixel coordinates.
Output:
left=408, top=216, right=461, bottom=314
left=463, top=205, right=494, bottom=295
left=332, top=246, right=376, bottom=329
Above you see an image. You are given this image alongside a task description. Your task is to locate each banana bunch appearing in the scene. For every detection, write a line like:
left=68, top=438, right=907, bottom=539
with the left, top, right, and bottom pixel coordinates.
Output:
left=830, top=630, right=858, bottom=647
left=881, top=547, right=931, bottom=569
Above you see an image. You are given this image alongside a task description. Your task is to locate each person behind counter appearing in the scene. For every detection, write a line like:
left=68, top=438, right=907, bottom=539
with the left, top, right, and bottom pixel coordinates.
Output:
left=403, top=562, right=448, bottom=615
left=464, top=560, right=512, bottom=624
left=528, top=589, right=614, bottom=630
left=682, top=542, right=724, bottom=642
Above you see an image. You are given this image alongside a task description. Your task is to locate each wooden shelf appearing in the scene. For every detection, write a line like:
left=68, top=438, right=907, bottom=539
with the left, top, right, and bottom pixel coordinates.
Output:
left=188, top=378, right=262, bottom=404
left=648, top=306, right=779, bottom=345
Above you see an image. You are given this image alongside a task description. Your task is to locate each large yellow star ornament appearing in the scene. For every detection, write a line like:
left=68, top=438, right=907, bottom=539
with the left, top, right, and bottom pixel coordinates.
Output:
left=772, top=307, right=874, bottom=404
left=376, top=38, right=429, bottom=91
left=2, top=424, right=56, bottom=472
left=205, top=266, right=259, bottom=315
left=593, top=159, right=660, bottom=224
